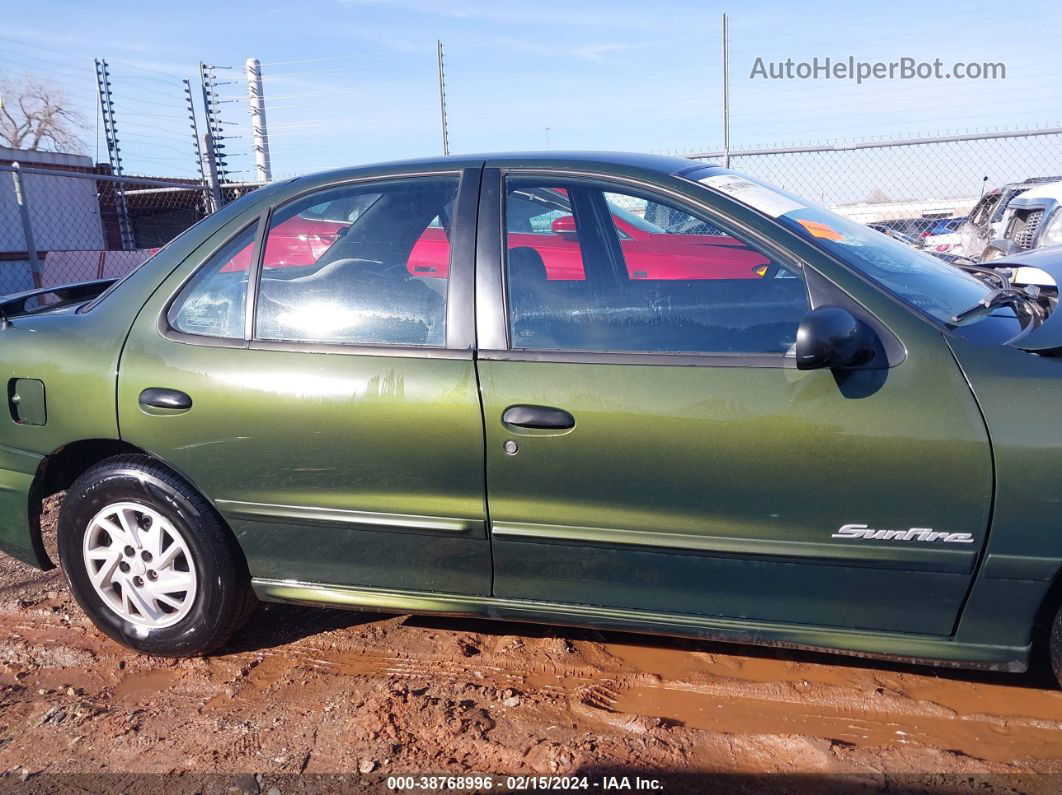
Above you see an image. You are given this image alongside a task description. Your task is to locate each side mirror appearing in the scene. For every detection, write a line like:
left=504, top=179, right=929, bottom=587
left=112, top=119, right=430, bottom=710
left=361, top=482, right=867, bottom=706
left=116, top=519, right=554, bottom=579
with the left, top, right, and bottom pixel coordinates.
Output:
left=795, top=306, right=873, bottom=370
left=550, top=215, right=578, bottom=237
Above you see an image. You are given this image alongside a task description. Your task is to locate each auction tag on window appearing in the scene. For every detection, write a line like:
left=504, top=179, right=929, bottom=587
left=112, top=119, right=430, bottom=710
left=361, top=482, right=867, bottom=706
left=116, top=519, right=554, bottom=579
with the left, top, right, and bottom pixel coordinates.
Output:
left=796, top=219, right=844, bottom=241
left=699, top=174, right=805, bottom=218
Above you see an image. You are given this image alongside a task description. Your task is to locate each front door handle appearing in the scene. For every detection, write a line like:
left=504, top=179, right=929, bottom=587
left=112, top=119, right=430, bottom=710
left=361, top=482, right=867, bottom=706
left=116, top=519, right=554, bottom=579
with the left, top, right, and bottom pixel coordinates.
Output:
left=502, top=404, right=575, bottom=430
left=139, top=388, right=193, bottom=411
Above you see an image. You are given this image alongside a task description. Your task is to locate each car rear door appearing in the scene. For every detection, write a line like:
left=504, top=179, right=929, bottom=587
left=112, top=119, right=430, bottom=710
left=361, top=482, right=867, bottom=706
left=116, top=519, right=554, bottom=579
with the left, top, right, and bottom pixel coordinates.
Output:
left=475, top=166, right=993, bottom=636
left=118, top=166, right=490, bottom=595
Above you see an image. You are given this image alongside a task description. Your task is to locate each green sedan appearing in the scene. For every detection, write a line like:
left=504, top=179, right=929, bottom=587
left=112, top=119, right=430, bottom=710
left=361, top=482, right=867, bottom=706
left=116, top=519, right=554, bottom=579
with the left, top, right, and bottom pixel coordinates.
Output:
left=3, top=153, right=1062, bottom=687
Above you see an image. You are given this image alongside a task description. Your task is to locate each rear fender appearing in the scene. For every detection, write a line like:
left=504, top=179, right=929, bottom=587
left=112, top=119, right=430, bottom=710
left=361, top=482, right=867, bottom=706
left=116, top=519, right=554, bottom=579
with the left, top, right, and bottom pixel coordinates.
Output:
left=0, top=445, right=47, bottom=568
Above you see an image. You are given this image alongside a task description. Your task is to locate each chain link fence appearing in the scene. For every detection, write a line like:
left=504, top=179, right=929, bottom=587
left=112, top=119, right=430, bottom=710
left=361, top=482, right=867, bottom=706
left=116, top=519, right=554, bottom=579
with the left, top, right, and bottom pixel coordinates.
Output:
left=0, top=163, right=245, bottom=295
left=3, top=128, right=1061, bottom=296
left=688, top=128, right=1062, bottom=239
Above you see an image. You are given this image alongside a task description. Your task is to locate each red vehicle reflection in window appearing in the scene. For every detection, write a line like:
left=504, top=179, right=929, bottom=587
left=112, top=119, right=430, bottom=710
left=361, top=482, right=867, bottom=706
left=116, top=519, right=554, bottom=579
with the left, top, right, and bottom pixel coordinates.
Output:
left=218, top=194, right=770, bottom=282
left=405, top=212, right=770, bottom=281
left=220, top=216, right=350, bottom=273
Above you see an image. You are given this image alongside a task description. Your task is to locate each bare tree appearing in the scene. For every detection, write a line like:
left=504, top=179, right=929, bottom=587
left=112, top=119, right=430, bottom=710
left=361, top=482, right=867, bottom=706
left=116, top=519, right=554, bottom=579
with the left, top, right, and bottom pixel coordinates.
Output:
left=0, top=75, right=87, bottom=153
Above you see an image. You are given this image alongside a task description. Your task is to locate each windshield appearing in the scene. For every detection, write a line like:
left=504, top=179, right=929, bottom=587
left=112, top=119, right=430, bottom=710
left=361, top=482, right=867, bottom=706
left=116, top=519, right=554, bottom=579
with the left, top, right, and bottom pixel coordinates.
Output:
left=693, top=170, right=990, bottom=323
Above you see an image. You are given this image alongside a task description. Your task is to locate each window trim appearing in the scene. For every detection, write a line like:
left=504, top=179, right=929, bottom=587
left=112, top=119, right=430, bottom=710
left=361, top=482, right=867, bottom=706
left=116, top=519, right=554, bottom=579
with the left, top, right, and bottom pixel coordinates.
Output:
left=477, top=348, right=794, bottom=368
left=484, top=168, right=813, bottom=367
left=159, top=168, right=477, bottom=357
left=245, top=209, right=271, bottom=341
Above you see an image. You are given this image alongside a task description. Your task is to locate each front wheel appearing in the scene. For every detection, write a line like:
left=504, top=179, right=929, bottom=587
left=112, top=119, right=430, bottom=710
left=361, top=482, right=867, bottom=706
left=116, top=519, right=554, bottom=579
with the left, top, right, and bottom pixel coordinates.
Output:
left=58, top=454, right=255, bottom=656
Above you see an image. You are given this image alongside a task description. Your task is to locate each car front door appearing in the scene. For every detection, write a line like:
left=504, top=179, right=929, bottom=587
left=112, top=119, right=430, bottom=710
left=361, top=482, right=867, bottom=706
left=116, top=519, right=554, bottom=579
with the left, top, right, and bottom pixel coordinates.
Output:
left=118, top=167, right=490, bottom=595
left=475, top=167, right=993, bottom=636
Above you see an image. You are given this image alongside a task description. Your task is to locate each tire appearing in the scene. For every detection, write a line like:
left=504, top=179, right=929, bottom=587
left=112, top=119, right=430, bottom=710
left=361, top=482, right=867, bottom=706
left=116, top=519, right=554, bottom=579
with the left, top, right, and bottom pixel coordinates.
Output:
left=1051, top=603, right=1062, bottom=689
left=58, top=454, right=255, bottom=656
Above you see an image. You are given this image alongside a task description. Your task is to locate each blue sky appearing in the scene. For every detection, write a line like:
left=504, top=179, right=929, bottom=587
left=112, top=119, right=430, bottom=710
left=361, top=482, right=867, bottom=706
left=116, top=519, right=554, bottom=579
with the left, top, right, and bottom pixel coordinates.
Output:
left=2, top=0, right=1060, bottom=179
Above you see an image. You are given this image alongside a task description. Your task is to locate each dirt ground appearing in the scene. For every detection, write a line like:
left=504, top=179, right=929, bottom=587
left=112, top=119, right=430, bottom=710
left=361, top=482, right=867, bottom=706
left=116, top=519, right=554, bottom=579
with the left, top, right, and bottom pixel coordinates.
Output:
left=1, top=497, right=1062, bottom=793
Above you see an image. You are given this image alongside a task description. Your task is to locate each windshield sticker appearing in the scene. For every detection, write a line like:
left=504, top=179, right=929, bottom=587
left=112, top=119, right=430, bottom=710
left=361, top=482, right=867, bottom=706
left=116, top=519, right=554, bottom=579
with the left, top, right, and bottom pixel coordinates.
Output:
left=796, top=219, right=845, bottom=241
left=699, top=175, right=805, bottom=218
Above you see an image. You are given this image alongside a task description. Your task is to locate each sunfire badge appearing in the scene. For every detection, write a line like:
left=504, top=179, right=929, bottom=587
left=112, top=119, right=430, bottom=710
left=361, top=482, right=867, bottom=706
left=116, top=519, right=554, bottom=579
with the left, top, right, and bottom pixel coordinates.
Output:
left=832, top=523, right=975, bottom=543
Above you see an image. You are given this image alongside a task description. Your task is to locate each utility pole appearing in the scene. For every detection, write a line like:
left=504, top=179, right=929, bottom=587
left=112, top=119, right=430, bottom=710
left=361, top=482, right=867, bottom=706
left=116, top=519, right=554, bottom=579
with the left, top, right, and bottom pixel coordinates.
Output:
left=245, top=58, right=272, bottom=182
left=721, top=12, right=731, bottom=168
left=184, top=79, right=206, bottom=183
left=10, top=163, right=41, bottom=289
left=199, top=62, right=228, bottom=207
left=94, top=58, right=135, bottom=250
left=183, top=78, right=215, bottom=213
left=436, top=40, right=449, bottom=156
left=203, top=133, right=223, bottom=210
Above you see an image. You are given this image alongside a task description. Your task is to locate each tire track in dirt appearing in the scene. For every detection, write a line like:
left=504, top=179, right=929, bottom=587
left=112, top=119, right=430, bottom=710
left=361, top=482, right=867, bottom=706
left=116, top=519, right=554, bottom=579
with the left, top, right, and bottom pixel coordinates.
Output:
left=3, top=532, right=1062, bottom=786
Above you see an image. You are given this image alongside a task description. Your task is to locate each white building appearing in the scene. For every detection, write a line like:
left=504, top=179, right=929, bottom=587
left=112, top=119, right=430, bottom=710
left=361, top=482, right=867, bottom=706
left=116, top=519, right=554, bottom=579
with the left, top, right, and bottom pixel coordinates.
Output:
left=1, top=147, right=106, bottom=294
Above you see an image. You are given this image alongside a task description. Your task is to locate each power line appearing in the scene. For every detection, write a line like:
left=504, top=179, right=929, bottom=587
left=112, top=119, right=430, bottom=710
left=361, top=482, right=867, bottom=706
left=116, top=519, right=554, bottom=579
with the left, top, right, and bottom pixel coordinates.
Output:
left=262, top=49, right=414, bottom=68
left=108, top=59, right=186, bottom=79
left=0, top=34, right=90, bottom=64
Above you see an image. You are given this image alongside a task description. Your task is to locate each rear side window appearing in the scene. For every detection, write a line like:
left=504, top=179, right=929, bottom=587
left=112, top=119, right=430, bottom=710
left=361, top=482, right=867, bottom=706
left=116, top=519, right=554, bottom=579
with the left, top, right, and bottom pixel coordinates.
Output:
left=503, top=177, right=808, bottom=354
left=255, top=177, right=458, bottom=346
left=168, top=223, right=256, bottom=338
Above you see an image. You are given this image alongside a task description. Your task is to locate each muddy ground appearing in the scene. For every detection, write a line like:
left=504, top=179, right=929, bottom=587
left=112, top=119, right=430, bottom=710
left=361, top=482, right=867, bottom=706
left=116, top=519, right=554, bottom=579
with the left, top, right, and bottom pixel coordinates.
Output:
left=0, top=497, right=1061, bottom=793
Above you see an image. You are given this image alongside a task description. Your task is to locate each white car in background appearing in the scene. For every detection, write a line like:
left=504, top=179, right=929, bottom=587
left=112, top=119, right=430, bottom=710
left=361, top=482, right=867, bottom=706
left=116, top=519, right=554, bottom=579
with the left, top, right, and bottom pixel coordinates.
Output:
left=981, top=180, right=1062, bottom=263
left=929, top=177, right=1061, bottom=260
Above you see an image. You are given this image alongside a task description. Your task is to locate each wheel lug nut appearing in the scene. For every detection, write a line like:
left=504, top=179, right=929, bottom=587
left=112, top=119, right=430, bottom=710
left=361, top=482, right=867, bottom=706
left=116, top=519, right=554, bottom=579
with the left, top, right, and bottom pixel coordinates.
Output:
left=118, top=561, right=131, bottom=573
left=141, top=551, right=153, bottom=562
left=123, top=546, right=135, bottom=557
left=133, top=576, right=144, bottom=587
left=147, top=570, right=157, bottom=581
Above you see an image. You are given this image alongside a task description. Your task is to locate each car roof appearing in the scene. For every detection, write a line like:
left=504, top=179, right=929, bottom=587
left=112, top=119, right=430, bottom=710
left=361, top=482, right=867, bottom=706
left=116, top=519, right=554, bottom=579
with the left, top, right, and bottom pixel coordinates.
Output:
left=289, top=151, right=711, bottom=185
left=998, top=176, right=1062, bottom=190
left=1008, top=180, right=1062, bottom=201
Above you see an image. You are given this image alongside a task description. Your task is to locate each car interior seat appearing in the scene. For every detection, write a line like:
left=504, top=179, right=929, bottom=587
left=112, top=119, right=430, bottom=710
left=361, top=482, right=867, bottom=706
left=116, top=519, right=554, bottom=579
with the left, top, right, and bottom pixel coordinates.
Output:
left=258, top=257, right=444, bottom=345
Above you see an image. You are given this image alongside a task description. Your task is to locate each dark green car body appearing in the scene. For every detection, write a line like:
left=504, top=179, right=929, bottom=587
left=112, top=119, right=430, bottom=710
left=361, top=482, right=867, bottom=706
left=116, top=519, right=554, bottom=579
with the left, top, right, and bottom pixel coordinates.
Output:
left=3, top=152, right=1062, bottom=673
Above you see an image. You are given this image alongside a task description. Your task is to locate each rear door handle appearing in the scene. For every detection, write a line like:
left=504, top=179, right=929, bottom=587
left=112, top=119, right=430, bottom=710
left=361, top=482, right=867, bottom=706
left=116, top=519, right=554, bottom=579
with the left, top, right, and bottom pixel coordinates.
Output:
left=502, top=405, right=575, bottom=430
left=139, top=388, right=193, bottom=411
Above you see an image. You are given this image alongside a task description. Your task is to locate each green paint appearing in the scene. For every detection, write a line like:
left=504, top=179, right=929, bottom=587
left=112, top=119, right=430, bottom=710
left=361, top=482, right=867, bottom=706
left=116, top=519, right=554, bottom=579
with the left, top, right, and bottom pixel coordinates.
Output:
left=0, top=154, right=1058, bottom=674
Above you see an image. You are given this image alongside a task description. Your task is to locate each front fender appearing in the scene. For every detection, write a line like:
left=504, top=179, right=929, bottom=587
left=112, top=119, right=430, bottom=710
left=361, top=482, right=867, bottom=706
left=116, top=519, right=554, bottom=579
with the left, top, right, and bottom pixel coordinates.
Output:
left=947, top=334, right=1062, bottom=649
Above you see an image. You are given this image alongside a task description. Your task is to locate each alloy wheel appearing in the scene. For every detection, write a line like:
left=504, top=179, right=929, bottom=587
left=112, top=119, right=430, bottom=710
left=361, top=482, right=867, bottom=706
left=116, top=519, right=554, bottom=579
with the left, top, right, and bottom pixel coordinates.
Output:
left=82, top=501, right=198, bottom=628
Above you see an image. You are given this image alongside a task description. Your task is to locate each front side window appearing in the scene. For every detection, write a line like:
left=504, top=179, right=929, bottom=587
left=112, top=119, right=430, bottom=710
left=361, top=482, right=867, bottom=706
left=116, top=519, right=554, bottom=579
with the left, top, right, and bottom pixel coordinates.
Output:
left=255, top=176, right=458, bottom=346
left=503, top=177, right=808, bottom=354
left=695, top=169, right=992, bottom=324
left=168, top=222, right=257, bottom=338
left=991, top=189, right=1023, bottom=224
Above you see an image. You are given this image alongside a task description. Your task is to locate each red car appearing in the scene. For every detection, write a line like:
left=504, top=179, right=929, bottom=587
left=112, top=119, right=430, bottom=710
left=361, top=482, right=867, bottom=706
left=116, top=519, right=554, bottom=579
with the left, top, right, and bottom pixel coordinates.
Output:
left=224, top=189, right=771, bottom=280
left=221, top=216, right=347, bottom=273
left=409, top=213, right=770, bottom=281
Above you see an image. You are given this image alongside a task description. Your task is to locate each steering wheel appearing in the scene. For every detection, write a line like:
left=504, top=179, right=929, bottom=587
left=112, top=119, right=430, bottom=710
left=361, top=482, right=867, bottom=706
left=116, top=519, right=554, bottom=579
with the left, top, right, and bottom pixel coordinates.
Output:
left=667, top=218, right=719, bottom=235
